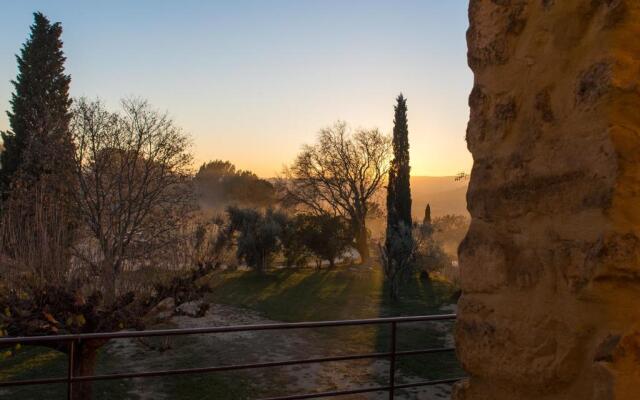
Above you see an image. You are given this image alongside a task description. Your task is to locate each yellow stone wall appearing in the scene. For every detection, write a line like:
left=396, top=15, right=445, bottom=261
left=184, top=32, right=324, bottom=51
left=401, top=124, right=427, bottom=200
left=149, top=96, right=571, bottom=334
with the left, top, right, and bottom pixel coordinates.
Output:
left=455, top=1, right=640, bottom=399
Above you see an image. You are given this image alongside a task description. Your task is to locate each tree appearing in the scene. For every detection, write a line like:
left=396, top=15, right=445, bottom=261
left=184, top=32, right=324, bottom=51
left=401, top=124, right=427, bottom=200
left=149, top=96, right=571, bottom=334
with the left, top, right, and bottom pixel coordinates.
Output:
left=224, top=206, right=285, bottom=272
left=421, top=203, right=433, bottom=237
left=423, top=203, right=431, bottom=226
left=71, top=98, right=195, bottom=303
left=282, top=122, right=391, bottom=262
left=1, top=98, right=209, bottom=400
left=298, top=214, right=351, bottom=268
left=194, top=160, right=275, bottom=208
left=382, top=94, right=414, bottom=300
left=387, top=94, right=412, bottom=227
left=380, top=222, right=416, bottom=300
left=280, top=215, right=312, bottom=267
left=0, top=12, right=74, bottom=197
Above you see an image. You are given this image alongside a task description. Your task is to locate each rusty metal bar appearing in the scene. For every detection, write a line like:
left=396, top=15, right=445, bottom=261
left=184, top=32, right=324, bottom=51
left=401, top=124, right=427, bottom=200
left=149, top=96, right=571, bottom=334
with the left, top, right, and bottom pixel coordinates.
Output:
left=67, top=339, right=75, bottom=400
left=70, top=351, right=393, bottom=383
left=0, top=346, right=456, bottom=387
left=394, top=377, right=463, bottom=389
left=259, top=385, right=392, bottom=400
left=389, top=321, right=397, bottom=400
left=0, top=314, right=456, bottom=345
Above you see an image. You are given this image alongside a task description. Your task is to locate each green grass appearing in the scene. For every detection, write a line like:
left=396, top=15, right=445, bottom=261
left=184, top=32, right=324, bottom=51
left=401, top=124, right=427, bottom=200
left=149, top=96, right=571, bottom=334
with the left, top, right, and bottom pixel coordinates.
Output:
left=1, top=265, right=462, bottom=399
left=0, top=345, right=135, bottom=400
left=205, top=266, right=463, bottom=381
left=0, top=341, right=251, bottom=400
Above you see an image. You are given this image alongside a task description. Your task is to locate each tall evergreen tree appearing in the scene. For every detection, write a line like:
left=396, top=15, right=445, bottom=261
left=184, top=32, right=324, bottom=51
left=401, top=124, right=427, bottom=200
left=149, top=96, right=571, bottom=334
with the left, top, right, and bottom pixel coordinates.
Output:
left=389, top=93, right=412, bottom=226
left=383, top=94, right=413, bottom=299
left=0, top=12, right=73, bottom=196
left=420, top=203, right=433, bottom=237
left=386, top=94, right=412, bottom=235
left=423, top=203, right=431, bottom=226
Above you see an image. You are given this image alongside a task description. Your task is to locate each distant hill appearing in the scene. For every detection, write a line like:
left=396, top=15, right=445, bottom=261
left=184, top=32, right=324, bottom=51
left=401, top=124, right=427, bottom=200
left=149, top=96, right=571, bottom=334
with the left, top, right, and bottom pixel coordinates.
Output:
left=410, top=176, right=468, bottom=219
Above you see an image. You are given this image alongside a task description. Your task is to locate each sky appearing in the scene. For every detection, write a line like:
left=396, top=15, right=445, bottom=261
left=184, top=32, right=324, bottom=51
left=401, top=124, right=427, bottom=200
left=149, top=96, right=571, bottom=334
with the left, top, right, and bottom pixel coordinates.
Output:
left=0, top=1, right=472, bottom=178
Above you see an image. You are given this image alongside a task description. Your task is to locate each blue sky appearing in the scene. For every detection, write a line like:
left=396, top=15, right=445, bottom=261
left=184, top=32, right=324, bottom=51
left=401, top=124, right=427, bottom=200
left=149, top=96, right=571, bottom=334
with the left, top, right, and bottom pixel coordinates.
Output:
left=0, top=1, right=472, bottom=177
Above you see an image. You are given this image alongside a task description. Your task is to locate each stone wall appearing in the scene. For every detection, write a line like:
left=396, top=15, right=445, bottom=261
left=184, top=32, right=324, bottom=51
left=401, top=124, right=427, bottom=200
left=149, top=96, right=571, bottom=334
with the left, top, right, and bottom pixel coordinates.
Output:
left=455, top=1, right=640, bottom=399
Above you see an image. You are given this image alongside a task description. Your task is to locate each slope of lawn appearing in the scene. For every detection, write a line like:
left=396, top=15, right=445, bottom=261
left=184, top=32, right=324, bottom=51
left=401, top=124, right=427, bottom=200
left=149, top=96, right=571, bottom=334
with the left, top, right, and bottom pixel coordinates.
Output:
left=204, top=265, right=463, bottom=383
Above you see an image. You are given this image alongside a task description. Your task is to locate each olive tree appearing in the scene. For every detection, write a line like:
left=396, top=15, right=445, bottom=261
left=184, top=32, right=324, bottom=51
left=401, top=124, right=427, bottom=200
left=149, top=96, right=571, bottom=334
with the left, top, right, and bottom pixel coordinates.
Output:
left=282, top=122, right=391, bottom=262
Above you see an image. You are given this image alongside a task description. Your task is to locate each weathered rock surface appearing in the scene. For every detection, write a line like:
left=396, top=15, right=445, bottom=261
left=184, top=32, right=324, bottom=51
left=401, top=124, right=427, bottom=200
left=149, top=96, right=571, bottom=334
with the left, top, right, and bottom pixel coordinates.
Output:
left=455, top=1, right=640, bottom=399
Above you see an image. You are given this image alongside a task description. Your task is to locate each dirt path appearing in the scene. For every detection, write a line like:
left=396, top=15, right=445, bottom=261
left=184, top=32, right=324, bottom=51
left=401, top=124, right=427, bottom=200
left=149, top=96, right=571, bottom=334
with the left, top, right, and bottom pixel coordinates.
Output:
left=102, top=303, right=454, bottom=399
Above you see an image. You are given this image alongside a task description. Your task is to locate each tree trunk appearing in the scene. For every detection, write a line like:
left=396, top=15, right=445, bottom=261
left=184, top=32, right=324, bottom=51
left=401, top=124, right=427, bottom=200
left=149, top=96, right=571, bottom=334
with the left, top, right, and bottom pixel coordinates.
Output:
left=70, top=339, right=106, bottom=400
left=389, top=275, right=399, bottom=301
left=354, top=223, right=369, bottom=263
left=101, top=258, right=117, bottom=304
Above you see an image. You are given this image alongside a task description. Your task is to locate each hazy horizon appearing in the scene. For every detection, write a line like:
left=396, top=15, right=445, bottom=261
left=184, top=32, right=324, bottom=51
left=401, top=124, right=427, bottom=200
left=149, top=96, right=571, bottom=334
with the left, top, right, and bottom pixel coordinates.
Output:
left=0, top=1, right=472, bottom=178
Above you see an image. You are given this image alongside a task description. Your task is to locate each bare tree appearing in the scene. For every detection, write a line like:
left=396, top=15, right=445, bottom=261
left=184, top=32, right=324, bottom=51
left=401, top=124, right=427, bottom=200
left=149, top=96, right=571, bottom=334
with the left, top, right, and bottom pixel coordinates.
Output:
left=0, top=99, right=211, bottom=400
left=282, top=122, right=391, bottom=262
left=71, top=98, right=195, bottom=302
left=0, top=181, right=76, bottom=288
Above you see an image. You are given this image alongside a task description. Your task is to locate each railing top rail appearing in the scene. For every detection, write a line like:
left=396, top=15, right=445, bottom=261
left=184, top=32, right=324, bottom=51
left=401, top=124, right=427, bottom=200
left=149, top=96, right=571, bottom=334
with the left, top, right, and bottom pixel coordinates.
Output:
left=0, top=313, right=456, bottom=345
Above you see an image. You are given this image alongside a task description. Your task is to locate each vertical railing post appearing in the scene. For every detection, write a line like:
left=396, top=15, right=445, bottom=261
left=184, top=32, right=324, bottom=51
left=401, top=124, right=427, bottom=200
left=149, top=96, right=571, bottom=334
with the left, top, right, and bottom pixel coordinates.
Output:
left=67, top=339, right=75, bottom=400
left=389, top=321, right=396, bottom=400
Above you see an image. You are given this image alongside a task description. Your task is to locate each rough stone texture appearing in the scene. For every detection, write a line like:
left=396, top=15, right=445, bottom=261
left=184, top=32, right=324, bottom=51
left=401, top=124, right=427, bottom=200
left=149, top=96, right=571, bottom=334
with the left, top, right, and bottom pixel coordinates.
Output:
left=455, top=1, right=640, bottom=399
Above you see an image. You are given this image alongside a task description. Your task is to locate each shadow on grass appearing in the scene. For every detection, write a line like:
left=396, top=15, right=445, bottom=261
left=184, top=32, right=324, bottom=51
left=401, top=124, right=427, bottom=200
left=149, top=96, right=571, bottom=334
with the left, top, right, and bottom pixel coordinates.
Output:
left=374, top=274, right=464, bottom=390
left=1, top=267, right=463, bottom=399
left=0, top=345, right=136, bottom=400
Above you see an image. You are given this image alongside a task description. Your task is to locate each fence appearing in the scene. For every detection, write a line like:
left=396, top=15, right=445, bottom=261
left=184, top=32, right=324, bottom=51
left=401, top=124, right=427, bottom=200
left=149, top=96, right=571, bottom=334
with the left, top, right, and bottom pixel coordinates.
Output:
left=0, top=314, right=462, bottom=399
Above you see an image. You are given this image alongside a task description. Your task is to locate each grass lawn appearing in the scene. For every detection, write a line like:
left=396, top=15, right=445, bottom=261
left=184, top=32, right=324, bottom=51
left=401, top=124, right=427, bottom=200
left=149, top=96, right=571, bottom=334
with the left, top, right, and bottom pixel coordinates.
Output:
left=204, top=265, right=463, bottom=382
left=1, top=265, right=462, bottom=399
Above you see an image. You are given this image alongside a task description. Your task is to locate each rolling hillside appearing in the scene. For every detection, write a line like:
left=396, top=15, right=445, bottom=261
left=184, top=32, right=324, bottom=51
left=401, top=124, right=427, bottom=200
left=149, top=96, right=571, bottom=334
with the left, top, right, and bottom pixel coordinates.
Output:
left=410, top=176, right=468, bottom=219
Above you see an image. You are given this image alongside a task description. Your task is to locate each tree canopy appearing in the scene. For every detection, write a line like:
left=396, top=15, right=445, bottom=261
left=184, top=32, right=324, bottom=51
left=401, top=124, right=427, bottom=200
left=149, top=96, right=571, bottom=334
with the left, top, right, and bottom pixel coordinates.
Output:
left=282, top=121, right=391, bottom=261
left=383, top=94, right=415, bottom=300
left=0, top=12, right=74, bottom=196
left=194, top=160, right=275, bottom=209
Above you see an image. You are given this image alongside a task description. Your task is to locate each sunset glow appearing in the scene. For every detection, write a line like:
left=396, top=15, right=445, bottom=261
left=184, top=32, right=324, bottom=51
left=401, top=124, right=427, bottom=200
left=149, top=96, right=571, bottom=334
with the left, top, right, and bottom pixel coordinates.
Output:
left=0, top=1, right=472, bottom=177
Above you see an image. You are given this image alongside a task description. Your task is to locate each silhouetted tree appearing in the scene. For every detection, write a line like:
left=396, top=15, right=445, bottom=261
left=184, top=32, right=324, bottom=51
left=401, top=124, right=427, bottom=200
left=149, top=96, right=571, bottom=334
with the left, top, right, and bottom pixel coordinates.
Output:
left=194, top=160, right=275, bottom=208
left=0, top=12, right=74, bottom=197
left=383, top=94, right=414, bottom=300
left=224, top=207, right=285, bottom=272
left=298, top=214, right=351, bottom=268
left=280, top=215, right=312, bottom=267
left=282, top=122, right=391, bottom=262
left=423, top=203, right=431, bottom=226
left=421, top=203, right=433, bottom=237
left=387, top=94, right=412, bottom=227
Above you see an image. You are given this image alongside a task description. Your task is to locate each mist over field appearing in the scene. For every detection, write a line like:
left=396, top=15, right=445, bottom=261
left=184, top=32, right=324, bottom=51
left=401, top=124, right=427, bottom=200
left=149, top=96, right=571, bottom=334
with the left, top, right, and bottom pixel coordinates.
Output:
left=410, top=176, right=468, bottom=218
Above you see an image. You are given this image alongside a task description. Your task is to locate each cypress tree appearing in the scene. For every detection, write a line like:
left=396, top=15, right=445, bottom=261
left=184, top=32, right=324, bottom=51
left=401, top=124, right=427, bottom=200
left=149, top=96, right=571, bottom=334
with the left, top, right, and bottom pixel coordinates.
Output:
left=390, top=94, right=412, bottom=226
left=421, top=203, right=433, bottom=237
left=384, top=94, right=413, bottom=299
left=423, top=203, right=431, bottom=226
left=385, top=93, right=412, bottom=236
left=0, top=12, right=73, bottom=196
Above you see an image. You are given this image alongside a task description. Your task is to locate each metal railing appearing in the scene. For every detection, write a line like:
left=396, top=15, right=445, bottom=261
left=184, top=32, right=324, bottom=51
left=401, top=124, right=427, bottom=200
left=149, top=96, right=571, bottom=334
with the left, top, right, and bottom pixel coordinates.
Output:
left=0, top=314, right=461, bottom=399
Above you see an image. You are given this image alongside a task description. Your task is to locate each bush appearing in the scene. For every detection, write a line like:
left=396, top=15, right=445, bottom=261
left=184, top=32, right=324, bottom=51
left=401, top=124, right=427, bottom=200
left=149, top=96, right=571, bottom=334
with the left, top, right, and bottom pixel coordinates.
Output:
left=279, top=215, right=312, bottom=267
left=297, top=214, right=351, bottom=268
left=225, top=207, right=286, bottom=272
